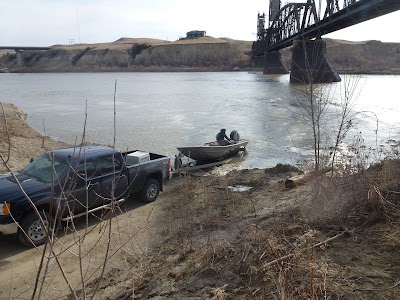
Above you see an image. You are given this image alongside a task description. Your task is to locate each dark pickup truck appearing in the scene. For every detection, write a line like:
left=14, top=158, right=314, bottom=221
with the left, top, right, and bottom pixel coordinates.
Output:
left=0, top=145, right=171, bottom=246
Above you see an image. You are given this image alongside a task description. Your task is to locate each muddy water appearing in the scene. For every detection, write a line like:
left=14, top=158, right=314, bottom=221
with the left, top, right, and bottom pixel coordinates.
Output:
left=1, top=72, right=399, bottom=168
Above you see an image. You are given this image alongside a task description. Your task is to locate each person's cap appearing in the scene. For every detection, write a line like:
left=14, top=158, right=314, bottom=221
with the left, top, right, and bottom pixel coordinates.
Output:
left=221, top=128, right=226, bottom=131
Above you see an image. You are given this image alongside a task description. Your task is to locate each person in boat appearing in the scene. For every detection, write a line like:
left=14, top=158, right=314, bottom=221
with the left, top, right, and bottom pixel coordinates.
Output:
left=216, top=128, right=231, bottom=146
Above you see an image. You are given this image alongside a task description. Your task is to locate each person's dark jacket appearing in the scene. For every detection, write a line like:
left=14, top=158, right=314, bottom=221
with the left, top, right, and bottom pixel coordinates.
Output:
left=216, top=131, right=229, bottom=141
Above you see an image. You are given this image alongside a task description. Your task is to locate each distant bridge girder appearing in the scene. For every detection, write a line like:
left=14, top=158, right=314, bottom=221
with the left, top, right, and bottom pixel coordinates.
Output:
left=0, top=46, right=50, bottom=51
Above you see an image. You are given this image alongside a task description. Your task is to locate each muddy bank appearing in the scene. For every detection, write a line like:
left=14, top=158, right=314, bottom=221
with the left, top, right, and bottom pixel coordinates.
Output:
left=1, top=102, right=400, bottom=299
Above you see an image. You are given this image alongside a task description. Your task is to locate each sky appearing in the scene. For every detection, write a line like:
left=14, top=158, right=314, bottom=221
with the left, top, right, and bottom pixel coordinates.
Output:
left=1, top=0, right=399, bottom=47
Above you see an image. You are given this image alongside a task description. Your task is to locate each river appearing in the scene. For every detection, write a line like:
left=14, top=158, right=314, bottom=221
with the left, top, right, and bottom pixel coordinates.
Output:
left=0, top=72, right=399, bottom=169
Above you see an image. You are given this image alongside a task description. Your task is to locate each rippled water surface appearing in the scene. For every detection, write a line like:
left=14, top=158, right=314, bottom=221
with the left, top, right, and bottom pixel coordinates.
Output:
left=1, top=72, right=399, bottom=168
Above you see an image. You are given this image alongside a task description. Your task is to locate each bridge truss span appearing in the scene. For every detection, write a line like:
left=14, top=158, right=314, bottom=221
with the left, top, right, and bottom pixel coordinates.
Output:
left=266, top=2, right=318, bottom=50
left=253, top=0, right=400, bottom=55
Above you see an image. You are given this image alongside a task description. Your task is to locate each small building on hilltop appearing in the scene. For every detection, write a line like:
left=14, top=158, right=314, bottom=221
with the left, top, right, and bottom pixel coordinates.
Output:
left=186, top=30, right=206, bottom=39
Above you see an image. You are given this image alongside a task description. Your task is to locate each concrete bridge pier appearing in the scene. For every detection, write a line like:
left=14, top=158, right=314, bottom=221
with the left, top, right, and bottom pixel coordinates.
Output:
left=290, top=39, right=341, bottom=84
left=263, top=51, right=289, bottom=74
left=15, top=50, right=23, bottom=67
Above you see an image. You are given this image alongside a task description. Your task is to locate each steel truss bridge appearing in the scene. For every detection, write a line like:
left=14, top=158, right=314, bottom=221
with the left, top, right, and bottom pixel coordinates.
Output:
left=253, top=0, right=400, bottom=55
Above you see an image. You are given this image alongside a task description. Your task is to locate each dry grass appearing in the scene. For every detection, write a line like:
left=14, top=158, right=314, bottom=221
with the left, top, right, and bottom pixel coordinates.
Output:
left=130, top=156, right=400, bottom=299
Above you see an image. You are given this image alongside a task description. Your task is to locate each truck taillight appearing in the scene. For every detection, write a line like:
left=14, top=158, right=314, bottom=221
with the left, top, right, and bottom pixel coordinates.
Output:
left=1, top=203, right=10, bottom=215
left=168, top=158, right=172, bottom=172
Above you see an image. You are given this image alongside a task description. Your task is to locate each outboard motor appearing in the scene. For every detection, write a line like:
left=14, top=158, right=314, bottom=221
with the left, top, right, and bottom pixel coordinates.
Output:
left=230, top=130, right=240, bottom=141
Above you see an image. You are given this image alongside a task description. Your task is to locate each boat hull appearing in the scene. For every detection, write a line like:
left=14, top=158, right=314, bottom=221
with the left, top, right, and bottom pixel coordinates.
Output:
left=177, top=140, right=248, bottom=162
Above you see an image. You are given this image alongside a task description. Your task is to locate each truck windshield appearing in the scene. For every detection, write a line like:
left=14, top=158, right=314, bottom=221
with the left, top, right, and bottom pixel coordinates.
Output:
left=21, top=154, right=69, bottom=183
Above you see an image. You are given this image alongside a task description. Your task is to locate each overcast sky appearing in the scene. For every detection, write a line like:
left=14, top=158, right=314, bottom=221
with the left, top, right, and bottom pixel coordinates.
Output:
left=1, top=0, right=399, bottom=46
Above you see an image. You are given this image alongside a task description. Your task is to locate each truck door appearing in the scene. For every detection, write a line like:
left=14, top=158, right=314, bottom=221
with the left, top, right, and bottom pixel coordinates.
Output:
left=63, top=159, right=103, bottom=216
left=96, top=154, right=129, bottom=203
left=126, top=163, right=144, bottom=194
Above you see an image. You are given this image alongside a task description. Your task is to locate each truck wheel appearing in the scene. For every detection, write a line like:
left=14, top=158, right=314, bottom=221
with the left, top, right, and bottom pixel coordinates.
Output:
left=17, top=211, right=54, bottom=247
left=141, top=178, right=160, bottom=203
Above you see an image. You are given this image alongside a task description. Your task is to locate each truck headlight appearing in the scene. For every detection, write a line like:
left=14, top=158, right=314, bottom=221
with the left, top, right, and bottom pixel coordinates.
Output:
left=1, top=203, right=10, bottom=215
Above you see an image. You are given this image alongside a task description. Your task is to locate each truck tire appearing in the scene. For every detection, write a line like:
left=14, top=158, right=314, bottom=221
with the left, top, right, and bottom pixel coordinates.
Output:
left=17, top=211, right=54, bottom=247
left=140, top=178, right=160, bottom=203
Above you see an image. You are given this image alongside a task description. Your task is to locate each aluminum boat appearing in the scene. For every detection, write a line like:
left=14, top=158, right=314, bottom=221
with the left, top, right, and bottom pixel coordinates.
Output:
left=177, top=139, right=248, bottom=162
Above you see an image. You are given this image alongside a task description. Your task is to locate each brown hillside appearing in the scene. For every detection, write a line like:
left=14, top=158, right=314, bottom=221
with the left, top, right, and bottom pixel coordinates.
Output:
left=0, top=37, right=399, bottom=73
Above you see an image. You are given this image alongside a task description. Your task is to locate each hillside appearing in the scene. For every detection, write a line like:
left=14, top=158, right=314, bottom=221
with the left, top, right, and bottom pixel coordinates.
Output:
left=281, top=39, right=400, bottom=74
left=0, top=37, right=253, bottom=73
left=0, top=37, right=399, bottom=73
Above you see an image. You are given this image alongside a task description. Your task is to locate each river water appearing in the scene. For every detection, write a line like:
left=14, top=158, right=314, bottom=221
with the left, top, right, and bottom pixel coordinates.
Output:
left=0, top=72, right=399, bottom=169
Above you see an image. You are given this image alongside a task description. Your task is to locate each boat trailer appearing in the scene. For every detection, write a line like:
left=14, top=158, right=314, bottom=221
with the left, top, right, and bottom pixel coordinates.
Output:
left=170, top=157, right=232, bottom=177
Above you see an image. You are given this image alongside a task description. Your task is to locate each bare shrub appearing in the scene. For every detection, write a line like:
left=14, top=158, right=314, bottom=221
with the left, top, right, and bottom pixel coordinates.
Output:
left=367, top=159, right=400, bottom=222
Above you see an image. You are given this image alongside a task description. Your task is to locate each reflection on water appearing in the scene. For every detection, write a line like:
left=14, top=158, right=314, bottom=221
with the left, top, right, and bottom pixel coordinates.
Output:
left=1, top=72, right=399, bottom=169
